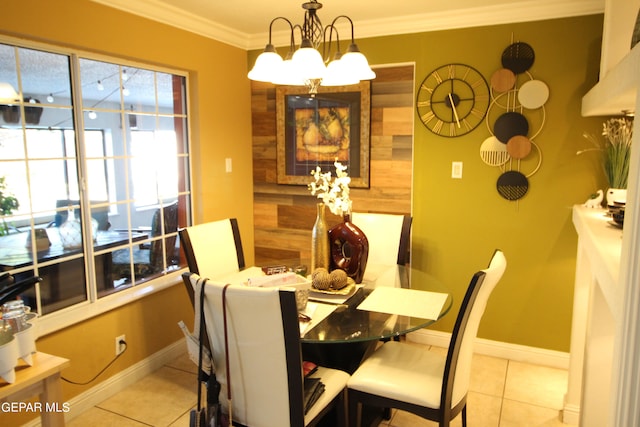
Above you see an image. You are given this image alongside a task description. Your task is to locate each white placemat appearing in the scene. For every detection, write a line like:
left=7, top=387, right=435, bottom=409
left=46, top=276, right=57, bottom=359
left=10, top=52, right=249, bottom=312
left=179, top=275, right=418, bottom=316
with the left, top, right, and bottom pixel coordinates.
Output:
left=357, top=287, right=448, bottom=320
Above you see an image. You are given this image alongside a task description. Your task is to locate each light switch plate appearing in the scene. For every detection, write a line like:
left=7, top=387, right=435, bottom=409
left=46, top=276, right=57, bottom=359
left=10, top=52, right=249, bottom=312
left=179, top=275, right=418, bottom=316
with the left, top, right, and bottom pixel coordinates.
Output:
left=452, top=161, right=463, bottom=179
left=225, top=158, right=232, bottom=173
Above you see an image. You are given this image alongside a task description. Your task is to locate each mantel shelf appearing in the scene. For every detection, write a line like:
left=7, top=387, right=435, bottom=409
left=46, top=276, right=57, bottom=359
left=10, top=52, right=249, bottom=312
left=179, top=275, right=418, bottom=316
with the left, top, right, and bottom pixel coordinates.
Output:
left=572, top=205, right=623, bottom=313
left=582, top=43, right=640, bottom=116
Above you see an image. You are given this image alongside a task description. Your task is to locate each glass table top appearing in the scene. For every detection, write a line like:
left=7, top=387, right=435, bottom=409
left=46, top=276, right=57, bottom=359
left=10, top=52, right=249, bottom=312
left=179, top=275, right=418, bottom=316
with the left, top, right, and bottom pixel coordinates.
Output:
left=300, top=265, right=453, bottom=344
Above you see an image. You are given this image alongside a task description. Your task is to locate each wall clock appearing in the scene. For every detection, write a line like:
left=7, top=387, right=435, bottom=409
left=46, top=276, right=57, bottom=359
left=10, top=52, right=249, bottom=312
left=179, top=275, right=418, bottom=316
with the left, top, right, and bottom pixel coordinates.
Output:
left=416, top=63, right=490, bottom=137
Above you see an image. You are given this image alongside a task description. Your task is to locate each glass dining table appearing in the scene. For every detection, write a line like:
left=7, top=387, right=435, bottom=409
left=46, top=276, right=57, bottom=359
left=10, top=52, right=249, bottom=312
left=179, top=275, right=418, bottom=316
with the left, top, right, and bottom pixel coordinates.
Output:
left=298, top=264, right=453, bottom=373
left=301, top=265, right=452, bottom=342
left=221, top=263, right=453, bottom=373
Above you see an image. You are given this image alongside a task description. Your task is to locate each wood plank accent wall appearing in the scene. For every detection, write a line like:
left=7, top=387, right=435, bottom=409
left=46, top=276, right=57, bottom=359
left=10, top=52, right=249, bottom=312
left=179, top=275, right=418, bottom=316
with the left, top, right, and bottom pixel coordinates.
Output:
left=252, top=64, right=414, bottom=265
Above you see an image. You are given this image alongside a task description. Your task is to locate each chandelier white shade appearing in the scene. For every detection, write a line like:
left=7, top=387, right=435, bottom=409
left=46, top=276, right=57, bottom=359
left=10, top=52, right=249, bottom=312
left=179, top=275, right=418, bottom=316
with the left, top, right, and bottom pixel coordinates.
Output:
left=341, top=45, right=376, bottom=80
left=322, top=53, right=359, bottom=86
left=291, top=40, right=326, bottom=81
left=271, top=57, right=306, bottom=86
left=0, top=82, right=20, bottom=104
left=247, top=45, right=283, bottom=83
left=247, top=1, right=375, bottom=93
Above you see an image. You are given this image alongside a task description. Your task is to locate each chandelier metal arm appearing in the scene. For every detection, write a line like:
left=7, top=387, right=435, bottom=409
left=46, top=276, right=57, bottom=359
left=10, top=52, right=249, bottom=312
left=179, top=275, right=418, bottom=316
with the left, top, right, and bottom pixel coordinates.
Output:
left=268, top=17, right=294, bottom=45
left=323, top=24, right=342, bottom=63
left=329, top=15, right=356, bottom=43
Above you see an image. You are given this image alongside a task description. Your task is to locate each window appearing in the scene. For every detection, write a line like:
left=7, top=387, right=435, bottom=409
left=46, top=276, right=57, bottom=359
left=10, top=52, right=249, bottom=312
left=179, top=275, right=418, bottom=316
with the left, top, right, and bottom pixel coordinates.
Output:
left=0, top=39, right=192, bottom=331
left=130, top=130, right=180, bottom=206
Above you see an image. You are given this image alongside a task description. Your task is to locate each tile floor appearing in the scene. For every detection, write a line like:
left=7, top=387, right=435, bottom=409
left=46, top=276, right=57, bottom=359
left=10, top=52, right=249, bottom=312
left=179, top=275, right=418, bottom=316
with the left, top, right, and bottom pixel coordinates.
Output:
left=67, top=344, right=569, bottom=427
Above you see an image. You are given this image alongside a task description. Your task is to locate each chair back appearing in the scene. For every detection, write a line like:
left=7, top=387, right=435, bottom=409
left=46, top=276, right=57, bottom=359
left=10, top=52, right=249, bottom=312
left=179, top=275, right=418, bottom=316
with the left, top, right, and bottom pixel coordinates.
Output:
left=179, top=218, right=245, bottom=280
left=149, top=201, right=179, bottom=270
left=351, top=212, right=412, bottom=266
left=442, top=249, right=506, bottom=413
left=184, top=273, right=305, bottom=427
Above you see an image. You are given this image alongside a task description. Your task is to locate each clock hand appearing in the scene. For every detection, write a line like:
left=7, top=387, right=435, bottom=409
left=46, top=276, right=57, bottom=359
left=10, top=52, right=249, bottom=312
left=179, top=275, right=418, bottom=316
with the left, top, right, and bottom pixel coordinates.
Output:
left=448, top=93, right=461, bottom=128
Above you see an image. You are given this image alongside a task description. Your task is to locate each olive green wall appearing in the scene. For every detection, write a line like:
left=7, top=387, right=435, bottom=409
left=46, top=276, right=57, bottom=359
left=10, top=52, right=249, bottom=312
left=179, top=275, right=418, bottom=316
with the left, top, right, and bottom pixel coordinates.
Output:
left=359, top=16, right=605, bottom=352
left=249, top=14, right=605, bottom=352
left=2, top=0, right=253, bottom=422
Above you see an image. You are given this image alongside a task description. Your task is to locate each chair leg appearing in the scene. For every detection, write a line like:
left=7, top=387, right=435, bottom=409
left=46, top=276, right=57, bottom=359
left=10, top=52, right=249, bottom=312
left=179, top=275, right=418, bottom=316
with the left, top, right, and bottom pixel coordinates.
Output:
left=462, top=405, right=467, bottom=427
left=349, top=392, right=362, bottom=427
left=337, top=389, right=348, bottom=427
left=383, top=407, right=392, bottom=420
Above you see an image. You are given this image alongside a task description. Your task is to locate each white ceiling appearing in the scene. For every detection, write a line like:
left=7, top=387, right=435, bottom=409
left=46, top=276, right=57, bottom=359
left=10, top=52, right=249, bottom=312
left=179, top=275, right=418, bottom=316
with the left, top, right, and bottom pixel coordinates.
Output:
left=91, top=0, right=604, bottom=50
left=0, top=0, right=605, bottom=111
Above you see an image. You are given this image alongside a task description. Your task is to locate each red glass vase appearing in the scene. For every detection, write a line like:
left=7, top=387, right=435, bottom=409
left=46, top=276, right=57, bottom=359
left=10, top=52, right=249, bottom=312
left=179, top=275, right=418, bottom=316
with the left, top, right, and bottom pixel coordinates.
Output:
left=328, top=213, right=369, bottom=283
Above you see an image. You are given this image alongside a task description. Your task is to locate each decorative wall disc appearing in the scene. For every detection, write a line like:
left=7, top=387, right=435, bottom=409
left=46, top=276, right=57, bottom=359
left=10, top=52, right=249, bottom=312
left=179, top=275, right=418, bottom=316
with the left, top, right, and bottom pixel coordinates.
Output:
left=497, top=170, right=529, bottom=200
left=494, top=111, right=529, bottom=143
left=501, top=41, right=535, bottom=74
left=490, top=68, right=516, bottom=93
left=480, top=136, right=510, bottom=166
left=517, top=80, right=549, bottom=109
left=506, top=135, right=532, bottom=159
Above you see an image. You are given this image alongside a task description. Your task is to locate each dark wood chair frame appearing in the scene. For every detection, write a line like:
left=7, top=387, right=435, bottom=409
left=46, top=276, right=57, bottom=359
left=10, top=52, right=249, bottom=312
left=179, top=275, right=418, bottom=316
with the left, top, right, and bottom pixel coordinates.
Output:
left=397, top=215, right=412, bottom=265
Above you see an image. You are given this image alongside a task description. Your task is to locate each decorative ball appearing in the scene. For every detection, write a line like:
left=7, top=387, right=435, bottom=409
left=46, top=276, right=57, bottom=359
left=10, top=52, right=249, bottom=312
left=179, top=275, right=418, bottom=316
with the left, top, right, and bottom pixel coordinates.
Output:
left=329, top=269, right=348, bottom=290
left=311, top=268, right=331, bottom=290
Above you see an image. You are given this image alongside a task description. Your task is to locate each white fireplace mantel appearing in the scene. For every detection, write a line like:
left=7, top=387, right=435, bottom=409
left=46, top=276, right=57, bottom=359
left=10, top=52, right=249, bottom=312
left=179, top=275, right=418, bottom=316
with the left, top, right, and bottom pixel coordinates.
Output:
left=564, top=206, right=623, bottom=425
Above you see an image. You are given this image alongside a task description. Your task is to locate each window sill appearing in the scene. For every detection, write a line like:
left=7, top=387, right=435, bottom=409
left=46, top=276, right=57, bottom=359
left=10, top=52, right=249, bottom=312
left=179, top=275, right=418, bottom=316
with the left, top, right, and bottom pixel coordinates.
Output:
left=35, top=268, right=187, bottom=338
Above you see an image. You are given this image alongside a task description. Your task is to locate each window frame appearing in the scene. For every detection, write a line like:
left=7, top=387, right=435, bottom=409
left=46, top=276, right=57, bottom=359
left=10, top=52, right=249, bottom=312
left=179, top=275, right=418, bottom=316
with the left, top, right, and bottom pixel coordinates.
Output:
left=0, top=35, right=193, bottom=337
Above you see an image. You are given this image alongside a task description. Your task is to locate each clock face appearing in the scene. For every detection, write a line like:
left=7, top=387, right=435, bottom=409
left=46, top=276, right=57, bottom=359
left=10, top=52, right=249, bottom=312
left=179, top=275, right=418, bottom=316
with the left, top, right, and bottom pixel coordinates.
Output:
left=416, top=63, right=490, bottom=137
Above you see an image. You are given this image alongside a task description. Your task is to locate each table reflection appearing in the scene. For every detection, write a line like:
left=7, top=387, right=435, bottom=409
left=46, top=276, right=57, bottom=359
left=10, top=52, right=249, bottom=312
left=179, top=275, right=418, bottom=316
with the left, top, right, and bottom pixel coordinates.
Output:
left=0, top=228, right=147, bottom=314
left=0, top=228, right=147, bottom=270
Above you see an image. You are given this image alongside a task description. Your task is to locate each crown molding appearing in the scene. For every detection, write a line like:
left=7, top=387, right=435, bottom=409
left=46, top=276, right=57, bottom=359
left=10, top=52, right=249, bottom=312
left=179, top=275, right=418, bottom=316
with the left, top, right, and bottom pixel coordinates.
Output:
left=92, top=0, right=604, bottom=50
left=91, top=0, right=248, bottom=48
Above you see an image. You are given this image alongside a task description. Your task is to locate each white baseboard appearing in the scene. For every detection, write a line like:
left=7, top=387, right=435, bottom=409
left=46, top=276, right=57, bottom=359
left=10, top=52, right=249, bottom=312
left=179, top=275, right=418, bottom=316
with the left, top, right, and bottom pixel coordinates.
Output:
left=562, top=402, right=581, bottom=425
left=23, top=332, right=568, bottom=426
left=407, top=329, right=570, bottom=370
left=23, top=338, right=187, bottom=426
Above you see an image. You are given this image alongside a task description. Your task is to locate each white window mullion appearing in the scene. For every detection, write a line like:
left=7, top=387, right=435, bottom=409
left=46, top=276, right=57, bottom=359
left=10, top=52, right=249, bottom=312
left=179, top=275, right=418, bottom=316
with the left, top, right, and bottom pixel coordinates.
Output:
left=70, top=53, right=98, bottom=303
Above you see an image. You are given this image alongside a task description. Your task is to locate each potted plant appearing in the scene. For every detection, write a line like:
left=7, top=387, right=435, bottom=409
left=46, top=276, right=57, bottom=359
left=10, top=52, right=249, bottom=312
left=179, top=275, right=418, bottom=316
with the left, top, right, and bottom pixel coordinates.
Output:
left=581, top=117, right=633, bottom=206
left=0, top=176, right=19, bottom=236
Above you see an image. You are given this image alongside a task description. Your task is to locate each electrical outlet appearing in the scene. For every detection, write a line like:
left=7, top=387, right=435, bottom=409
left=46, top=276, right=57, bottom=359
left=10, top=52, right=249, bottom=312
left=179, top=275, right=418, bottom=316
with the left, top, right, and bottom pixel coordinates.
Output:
left=115, top=334, right=126, bottom=356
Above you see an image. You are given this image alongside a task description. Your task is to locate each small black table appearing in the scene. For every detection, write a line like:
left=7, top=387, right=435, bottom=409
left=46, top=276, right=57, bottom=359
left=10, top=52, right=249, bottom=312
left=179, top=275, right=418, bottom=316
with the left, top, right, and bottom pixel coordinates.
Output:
left=0, top=228, right=147, bottom=270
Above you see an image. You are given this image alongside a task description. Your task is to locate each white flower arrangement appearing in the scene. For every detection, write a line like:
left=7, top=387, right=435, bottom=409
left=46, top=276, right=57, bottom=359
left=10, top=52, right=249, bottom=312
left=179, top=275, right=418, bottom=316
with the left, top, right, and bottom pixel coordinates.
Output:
left=308, top=161, right=352, bottom=217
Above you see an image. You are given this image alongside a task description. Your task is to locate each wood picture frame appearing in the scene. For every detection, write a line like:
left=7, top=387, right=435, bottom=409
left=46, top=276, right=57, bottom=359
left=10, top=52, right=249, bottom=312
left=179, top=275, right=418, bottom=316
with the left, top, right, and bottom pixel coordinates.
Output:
left=276, top=82, right=371, bottom=187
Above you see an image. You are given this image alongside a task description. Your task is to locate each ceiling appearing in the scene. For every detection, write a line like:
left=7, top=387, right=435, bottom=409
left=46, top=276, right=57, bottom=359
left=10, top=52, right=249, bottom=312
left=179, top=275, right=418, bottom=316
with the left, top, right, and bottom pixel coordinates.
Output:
left=1, top=0, right=604, bottom=115
left=91, top=0, right=604, bottom=50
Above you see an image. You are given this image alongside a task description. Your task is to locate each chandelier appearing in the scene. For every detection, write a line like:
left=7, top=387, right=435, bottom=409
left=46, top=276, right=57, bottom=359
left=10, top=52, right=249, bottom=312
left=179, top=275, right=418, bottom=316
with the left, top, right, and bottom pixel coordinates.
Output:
left=247, top=1, right=376, bottom=94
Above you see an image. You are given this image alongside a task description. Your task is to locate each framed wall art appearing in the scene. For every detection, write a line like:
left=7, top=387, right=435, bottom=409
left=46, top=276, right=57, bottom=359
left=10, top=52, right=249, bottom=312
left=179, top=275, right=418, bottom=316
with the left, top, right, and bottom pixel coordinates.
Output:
left=276, top=81, right=370, bottom=187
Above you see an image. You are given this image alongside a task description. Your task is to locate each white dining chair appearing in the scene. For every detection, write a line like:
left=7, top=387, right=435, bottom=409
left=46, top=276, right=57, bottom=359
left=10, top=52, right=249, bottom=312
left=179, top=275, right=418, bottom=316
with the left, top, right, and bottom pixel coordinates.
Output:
left=351, top=212, right=412, bottom=267
left=183, top=272, right=350, bottom=427
left=347, top=249, right=507, bottom=427
left=179, top=218, right=245, bottom=280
